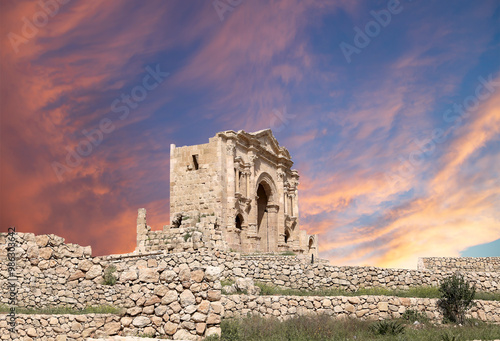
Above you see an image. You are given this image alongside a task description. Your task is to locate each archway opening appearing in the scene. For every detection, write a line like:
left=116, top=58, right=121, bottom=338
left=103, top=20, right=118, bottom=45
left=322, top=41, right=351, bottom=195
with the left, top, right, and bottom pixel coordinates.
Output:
left=308, top=237, right=314, bottom=251
left=284, top=230, right=290, bottom=244
left=257, top=183, right=269, bottom=233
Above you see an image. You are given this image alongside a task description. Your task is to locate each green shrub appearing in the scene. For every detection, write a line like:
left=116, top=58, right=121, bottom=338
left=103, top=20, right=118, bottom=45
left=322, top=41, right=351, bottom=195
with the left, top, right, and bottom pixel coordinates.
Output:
left=183, top=232, right=192, bottom=241
left=438, top=273, right=476, bottom=324
left=103, top=265, right=117, bottom=286
left=280, top=251, right=296, bottom=256
left=370, top=321, right=405, bottom=336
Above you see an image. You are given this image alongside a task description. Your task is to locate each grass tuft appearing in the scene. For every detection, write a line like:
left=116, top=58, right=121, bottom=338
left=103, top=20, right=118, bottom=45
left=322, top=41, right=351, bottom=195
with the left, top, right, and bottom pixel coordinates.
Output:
left=249, top=282, right=500, bottom=301
left=103, top=265, right=117, bottom=286
left=221, top=279, right=235, bottom=287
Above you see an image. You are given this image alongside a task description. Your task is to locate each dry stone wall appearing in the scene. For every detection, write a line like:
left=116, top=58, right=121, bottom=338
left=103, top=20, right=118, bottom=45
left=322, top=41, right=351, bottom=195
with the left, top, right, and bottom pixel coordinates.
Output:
left=0, top=233, right=223, bottom=340
left=222, top=295, right=500, bottom=323
left=219, top=255, right=500, bottom=293
left=0, top=313, right=121, bottom=340
left=2, top=232, right=500, bottom=339
left=138, top=215, right=226, bottom=253
left=419, top=257, right=500, bottom=272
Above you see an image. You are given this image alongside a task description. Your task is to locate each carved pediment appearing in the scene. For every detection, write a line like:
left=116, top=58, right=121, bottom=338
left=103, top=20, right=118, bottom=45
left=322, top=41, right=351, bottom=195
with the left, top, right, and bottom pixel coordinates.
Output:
left=248, top=129, right=291, bottom=159
left=217, top=129, right=292, bottom=161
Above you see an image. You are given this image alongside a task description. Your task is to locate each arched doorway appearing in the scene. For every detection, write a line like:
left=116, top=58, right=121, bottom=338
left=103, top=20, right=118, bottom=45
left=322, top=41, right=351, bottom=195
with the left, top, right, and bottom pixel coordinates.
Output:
left=255, top=173, right=278, bottom=252
left=257, top=184, right=268, bottom=234
left=308, top=236, right=314, bottom=253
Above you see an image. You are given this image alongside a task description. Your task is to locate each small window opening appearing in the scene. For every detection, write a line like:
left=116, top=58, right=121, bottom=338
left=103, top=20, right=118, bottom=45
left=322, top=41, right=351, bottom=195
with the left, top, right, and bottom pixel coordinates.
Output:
left=235, top=214, right=243, bottom=230
left=192, top=155, right=199, bottom=170
left=285, top=230, right=290, bottom=243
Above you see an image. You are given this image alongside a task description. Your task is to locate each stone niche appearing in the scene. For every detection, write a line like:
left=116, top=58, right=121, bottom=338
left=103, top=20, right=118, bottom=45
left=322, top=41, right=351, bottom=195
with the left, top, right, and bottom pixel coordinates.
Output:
left=167, top=129, right=318, bottom=257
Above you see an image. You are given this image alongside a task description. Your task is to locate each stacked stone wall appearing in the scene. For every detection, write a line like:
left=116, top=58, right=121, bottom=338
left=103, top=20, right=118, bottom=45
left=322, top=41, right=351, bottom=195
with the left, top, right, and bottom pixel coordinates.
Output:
left=0, top=314, right=121, bottom=340
left=217, top=255, right=500, bottom=293
left=2, top=232, right=500, bottom=339
left=0, top=233, right=222, bottom=340
left=139, top=216, right=226, bottom=253
left=222, top=295, right=500, bottom=323
left=418, top=257, right=500, bottom=272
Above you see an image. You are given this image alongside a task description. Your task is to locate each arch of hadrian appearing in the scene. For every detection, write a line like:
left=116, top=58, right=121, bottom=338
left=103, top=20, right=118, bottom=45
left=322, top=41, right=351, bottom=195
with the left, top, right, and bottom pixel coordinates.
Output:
left=168, top=129, right=317, bottom=256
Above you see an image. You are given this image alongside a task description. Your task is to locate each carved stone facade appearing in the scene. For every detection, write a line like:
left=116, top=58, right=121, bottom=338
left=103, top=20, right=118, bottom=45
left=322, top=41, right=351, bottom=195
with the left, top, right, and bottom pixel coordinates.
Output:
left=168, top=129, right=318, bottom=256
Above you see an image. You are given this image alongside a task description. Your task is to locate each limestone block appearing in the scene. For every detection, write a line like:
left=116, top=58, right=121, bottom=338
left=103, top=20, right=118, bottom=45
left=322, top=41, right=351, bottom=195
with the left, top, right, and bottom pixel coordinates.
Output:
left=102, top=321, right=120, bottom=335
left=162, top=290, right=178, bottom=305
left=127, top=317, right=149, bottom=330
left=120, top=270, right=138, bottom=282
left=85, top=265, right=102, bottom=279
left=165, top=321, right=178, bottom=335
left=78, top=259, right=93, bottom=272
left=68, top=270, right=85, bottom=281
left=36, top=235, right=50, bottom=247
left=173, top=329, right=197, bottom=340
left=205, top=266, right=221, bottom=281
left=139, top=268, right=159, bottom=282
left=180, top=290, right=196, bottom=307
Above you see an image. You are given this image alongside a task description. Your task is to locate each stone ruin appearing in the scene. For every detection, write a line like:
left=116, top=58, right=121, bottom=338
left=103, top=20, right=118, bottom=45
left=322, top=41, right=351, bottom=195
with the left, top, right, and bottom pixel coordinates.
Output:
left=136, top=129, right=318, bottom=258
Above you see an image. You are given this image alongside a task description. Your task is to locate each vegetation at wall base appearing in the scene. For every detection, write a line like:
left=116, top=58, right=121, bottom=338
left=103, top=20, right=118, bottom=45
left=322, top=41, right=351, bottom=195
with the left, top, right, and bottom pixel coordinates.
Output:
left=209, top=315, right=500, bottom=341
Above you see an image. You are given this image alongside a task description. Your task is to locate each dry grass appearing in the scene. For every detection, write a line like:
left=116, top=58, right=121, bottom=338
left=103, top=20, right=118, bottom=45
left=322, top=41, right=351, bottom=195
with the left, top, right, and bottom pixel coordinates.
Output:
left=206, top=315, right=500, bottom=341
left=253, top=282, right=500, bottom=301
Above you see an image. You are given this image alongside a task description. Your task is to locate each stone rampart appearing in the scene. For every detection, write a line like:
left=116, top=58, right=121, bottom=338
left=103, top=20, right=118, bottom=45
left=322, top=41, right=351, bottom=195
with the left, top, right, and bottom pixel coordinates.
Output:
left=219, top=255, right=500, bottom=293
left=0, top=233, right=222, bottom=340
left=418, top=257, right=500, bottom=273
left=137, top=216, right=226, bottom=253
left=2, top=232, right=500, bottom=339
left=222, top=295, right=500, bottom=323
left=0, top=314, right=121, bottom=340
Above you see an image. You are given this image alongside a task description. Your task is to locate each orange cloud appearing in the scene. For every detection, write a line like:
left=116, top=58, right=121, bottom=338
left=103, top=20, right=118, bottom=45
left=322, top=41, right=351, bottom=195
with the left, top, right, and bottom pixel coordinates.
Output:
left=306, top=86, right=500, bottom=268
left=0, top=1, right=176, bottom=256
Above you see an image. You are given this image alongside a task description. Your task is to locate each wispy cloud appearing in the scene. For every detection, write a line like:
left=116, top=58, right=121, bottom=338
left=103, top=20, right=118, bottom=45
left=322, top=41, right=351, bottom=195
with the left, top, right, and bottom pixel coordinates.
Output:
left=1, top=0, right=499, bottom=264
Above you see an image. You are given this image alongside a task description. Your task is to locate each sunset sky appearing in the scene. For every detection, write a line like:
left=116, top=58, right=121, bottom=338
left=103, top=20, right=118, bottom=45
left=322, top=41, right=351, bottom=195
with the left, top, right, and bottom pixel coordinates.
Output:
left=1, top=0, right=499, bottom=269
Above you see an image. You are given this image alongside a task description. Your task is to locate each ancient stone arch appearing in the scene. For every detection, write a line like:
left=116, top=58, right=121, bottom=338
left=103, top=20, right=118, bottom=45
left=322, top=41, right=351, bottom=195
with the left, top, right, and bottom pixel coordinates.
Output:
left=254, top=172, right=277, bottom=203
left=308, top=235, right=317, bottom=257
left=161, top=129, right=318, bottom=256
